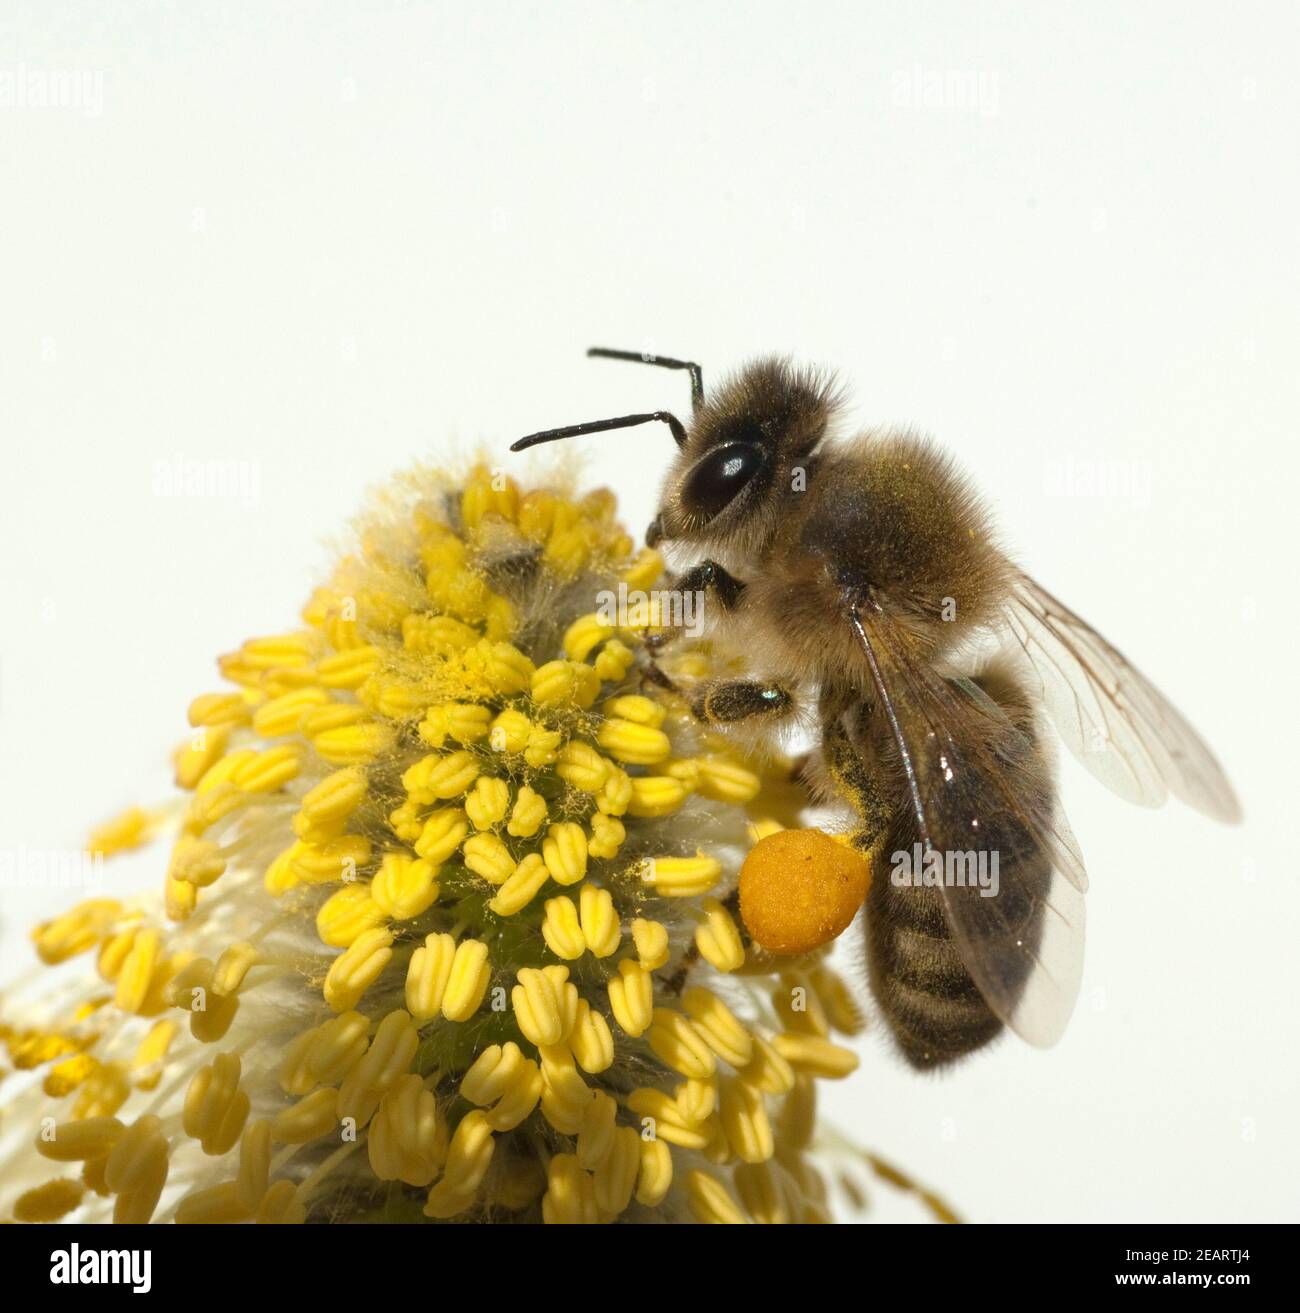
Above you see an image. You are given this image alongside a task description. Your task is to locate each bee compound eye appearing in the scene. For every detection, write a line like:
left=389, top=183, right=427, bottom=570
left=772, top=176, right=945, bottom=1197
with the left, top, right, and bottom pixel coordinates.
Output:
left=683, top=443, right=765, bottom=519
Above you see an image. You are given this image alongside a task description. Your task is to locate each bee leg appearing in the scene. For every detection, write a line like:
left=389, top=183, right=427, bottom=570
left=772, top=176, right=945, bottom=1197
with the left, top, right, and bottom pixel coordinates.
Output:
left=644, top=558, right=747, bottom=654
left=822, top=716, right=891, bottom=852
left=690, top=679, right=796, bottom=726
left=672, top=559, right=746, bottom=611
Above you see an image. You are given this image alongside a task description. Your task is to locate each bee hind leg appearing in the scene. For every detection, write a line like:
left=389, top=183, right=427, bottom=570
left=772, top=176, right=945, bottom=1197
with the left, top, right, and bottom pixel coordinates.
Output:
left=690, top=679, right=797, bottom=726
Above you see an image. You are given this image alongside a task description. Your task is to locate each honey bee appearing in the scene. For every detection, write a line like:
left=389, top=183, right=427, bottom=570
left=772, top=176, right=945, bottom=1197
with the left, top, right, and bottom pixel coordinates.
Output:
left=511, top=348, right=1241, bottom=1068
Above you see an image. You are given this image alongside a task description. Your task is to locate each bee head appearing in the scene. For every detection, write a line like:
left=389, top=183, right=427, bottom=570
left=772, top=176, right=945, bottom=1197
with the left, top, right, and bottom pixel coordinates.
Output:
left=653, top=357, right=840, bottom=558
left=509, top=351, right=839, bottom=562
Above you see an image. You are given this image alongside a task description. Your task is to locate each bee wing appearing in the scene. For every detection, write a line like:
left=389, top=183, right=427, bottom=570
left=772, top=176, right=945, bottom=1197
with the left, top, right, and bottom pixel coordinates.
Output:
left=1004, top=573, right=1241, bottom=823
left=848, top=600, right=1086, bottom=1047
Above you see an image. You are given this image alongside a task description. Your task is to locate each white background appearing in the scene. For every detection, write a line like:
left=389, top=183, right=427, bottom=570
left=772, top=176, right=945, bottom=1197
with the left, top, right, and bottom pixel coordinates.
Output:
left=1, top=1, right=1296, bottom=1222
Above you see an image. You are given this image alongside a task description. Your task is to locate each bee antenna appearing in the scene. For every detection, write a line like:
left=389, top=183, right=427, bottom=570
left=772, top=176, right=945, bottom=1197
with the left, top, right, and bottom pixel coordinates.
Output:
left=587, top=347, right=704, bottom=410
left=510, top=410, right=688, bottom=453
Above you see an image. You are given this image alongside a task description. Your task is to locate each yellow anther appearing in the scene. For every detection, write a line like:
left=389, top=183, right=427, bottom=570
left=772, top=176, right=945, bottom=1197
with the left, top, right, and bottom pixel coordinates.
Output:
left=488, top=852, right=550, bottom=916
left=576, top=1090, right=618, bottom=1170
left=418, top=701, right=493, bottom=749
left=773, top=971, right=830, bottom=1036
left=316, top=883, right=387, bottom=948
left=512, top=966, right=579, bottom=1047
left=777, top=1074, right=817, bottom=1150
left=429, top=750, right=483, bottom=800
left=316, top=645, right=383, bottom=690
left=183, top=1052, right=250, bottom=1155
left=517, top=488, right=559, bottom=542
left=104, top=1115, right=170, bottom=1224
left=403, top=613, right=479, bottom=656
left=240, top=632, right=316, bottom=670
left=695, top=897, right=745, bottom=972
left=682, top=986, right=754, bottom=1067
left=579, top=884, right=620, bottom=958
left=176, top=1182, right=253, bottom=1225
left=252, top=687, right=331, bottom=738
left=562, top=613, right=615, bottom=662
left=482, top=642, right=535, bottom=695
left=301, top=703, right=366, bottom=737
left=541, top=1153, right=598, bottom=1224
left=641, top=851, right=720, bottom=897
left=312, top=721, right=395, bottom=765
left=569, top=998, right=614, bottom=1075
left=87, top=806, right=152, bottom=857
left=371, top=852, right=439, bottom=920
left=593, top=1125, right=641, bottom=1216
left=621, top=547, right=663, bottom=591
left=555, top=740, right=610, bottom=793
left=625, top=1089, right=710, bottom=1150
left=523, top=724, right=563, bottom=769
left=35, top=1115, right=125, bottom=1162
left=305, top=1011, right=372, bottom=1087
left=296, top=767, right=367, bottom=833
left=697, top=755, right=763, bottom=804
left=292, top=834, right=372, bottom=884
left=464, top=776, right=510, bottom=830
left=530, top=659, right=599, bottom=708
left=665, top=757, right=702, bottom=790
left=488, top=707, right=532, bottom=754
left=255, top=1179, right=306, bottom=1224
left=632, top=917, right=670, bottom=972
left=441, top=939, right=492, bottom=1021
left=43, top=1052, right=96, bottom=1097
left=272, top=1087, right=339, bottom=1144
left=461, top=465, right=520, bottom=531
left=188, top=691, right=252, bottom=729
left=388, top=798, right=424, bottom=844
left=367, top=677, right=441, bottom=722
left=462, top=831, right=516, bottom=886
left=369, top=1074, right=444, bottom=1187
left=350, top=1009, right=418, bottom=1095
left=165, top=874, right=198, bottom=921
left=627, top=775, right=690, bottom=818
left=263, top=843, right=301, bottom=896
left=212, top=941, right=259, bottom=996
left=733, top=1161, right=792, bottom=1225
left=173, top=727, right=230, bottom=790
left=184, top=779, right=247, bottom=832
left=593, top=639, right=635, bottom=682
left=32, top=899, right=121, bottom=966
left=604, top=694, right=666, bottom=727
left=131, top=1019, right=177, bottom=1089
left=538, top=1044, right=593, bottom=1135
left=741, top=1035, right=797, bottom=1096
left=323, top=926, right=393, bottom=1012
left=587, top=811, right=625, bottom=860
left=596, top=717, right=671, bottom=765
left=167, top=836, right=226, bottom=888
left=636, top=1136, right=674, bottom=1207
left=688, top=1169, right=749, bottom=1224
left=607, top=959, right=654, bottom=1038
left=114, top=928, right=162, bottom=1015
left=771, top=1032, right=860, bottom=1078
left=13, top=1178, right=86, bottom=1223
left=506, top=785, right=547, bottom=838
left=70, top=1062, right=131, bottom=1119
left=423, top=1110, right=494, bottom=1218
left=718, top=1076, right=774, bottom=1164
left=405, top=932, right=456, bottom=1021
left=541, top=896, right=585, bottom=960
left=809, top=964, right=866, bottom=1035
left=541, top=822, right=587, bottom=886
left=647, top=1006, right=717, bottom=1080
left=237, top=1119, right=273, bottom=1211
left=414, top=808, right=469, bottom=863
left=233, top=745, right=304, bottom=793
